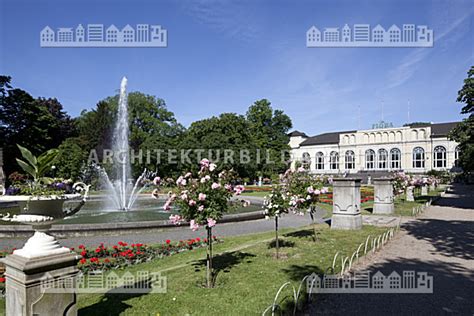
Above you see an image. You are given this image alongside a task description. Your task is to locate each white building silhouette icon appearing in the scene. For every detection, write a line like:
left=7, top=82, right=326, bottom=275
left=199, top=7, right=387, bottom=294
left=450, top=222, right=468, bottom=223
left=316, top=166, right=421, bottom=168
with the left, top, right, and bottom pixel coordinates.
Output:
left=40, top=23, right=168, bottom=47
left=306, top=23, right=433, bottom=47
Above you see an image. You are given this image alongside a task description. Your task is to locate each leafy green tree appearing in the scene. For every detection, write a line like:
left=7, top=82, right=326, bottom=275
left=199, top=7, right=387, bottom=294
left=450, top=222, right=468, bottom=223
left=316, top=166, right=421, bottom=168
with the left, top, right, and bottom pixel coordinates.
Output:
left=76, top=92, right=184, bottom=177
left=246, top=99, right=292, bottom=177
left=450, top=66, right=474, bottom=172
left=54, top=138, right=88, bottom=180
left=179, top=113, right=257, bottom=178
left=0, top=76, right=76, bottom=179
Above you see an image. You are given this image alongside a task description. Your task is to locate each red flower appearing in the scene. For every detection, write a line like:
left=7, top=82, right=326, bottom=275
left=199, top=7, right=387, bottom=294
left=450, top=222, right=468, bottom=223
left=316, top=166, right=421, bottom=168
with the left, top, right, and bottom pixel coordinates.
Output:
left=70, top=247, right=74, bottom=251
left=81, top=251, right=87, bottom=257
left=118, top=241, right=128, bottom=247
left=165, top=239, right=171, bottom=244
left=0, top=277, right=5, bottom=283
left=104, top=258, right=110, bottom=263
left=79, top=258, right=87, bottom=264
left=90, top=257, right=99, bottom=263
left=113, top=245, right=118, bottom=250
left=195, top=237, right=200, bottom=242
left=78, top=245, right=85, bottom=249
left=128, top=253, right=135, bottom=258
left=95, top=248, right=101, bottom=253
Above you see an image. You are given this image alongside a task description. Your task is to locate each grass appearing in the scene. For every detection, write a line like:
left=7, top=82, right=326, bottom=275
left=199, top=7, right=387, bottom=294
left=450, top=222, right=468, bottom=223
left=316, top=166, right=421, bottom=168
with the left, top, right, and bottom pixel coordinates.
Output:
left=240, top=191, right=269, bottom=197
left=49, top=224, right=386, bottom=316
left=0, top=211, right=399, bottom=315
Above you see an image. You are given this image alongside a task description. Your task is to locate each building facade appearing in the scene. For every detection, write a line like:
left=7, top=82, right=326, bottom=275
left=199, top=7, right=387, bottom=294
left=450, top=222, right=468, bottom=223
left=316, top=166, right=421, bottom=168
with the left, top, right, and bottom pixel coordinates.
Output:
left=289, top=122, right=460, bottom=174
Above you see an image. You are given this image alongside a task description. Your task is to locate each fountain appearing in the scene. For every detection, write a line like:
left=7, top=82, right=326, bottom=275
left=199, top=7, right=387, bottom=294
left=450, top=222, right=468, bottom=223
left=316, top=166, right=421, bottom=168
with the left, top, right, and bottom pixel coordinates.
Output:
left=101, top=77, right=154, bottom=211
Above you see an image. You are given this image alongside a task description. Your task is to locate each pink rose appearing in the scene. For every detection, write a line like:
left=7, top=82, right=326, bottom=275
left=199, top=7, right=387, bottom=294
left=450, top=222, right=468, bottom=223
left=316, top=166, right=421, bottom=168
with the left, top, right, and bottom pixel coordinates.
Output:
left=188, top=199, right=196, bottom=206
left=198, top=193, right=206, bottom=201
left=169, top=214, right=182, bottom=225
left=198, top=205, right=205, bottom=212
left=200, top=159, right=210, bottom=168
left=209, top=163, right=217, bottom=171
left=190, top=220, right=199, bottom=231
left=211, top=182, right=221, bottom=190
left=207, top=218, right=216, bottom=228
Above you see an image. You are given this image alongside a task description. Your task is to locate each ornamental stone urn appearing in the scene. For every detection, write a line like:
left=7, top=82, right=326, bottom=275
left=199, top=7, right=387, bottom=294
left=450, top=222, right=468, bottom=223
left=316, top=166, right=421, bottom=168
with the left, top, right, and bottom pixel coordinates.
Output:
left=406, top=186, right=415, bottom=202
left=331, top=178, right=362, bottom=230
left=0, top=183, right=89, bottom=316
left=373, top=178, right=394, bottom=215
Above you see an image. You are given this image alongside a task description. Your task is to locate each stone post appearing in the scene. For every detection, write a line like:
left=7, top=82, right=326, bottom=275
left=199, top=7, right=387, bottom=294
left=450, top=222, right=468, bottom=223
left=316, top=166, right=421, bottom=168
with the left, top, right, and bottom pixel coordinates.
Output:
left=421, top=184, right=428, bottom=196
left=373, top=178, right=394, bottom=214
left=406, top=186, right=415, bottom=202
left=331, top=178, right=362, bottom=230
left=3, top=252, right=81, bottom=316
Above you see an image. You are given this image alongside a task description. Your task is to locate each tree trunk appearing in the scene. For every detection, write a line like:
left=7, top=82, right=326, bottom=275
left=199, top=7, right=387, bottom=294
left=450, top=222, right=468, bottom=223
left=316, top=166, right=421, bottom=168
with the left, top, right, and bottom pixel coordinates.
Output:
left=206, top=226, right=213, bottom=288
left=310, top=206, right=318, bottom=242
left=275, top=216, right=279, bottom=259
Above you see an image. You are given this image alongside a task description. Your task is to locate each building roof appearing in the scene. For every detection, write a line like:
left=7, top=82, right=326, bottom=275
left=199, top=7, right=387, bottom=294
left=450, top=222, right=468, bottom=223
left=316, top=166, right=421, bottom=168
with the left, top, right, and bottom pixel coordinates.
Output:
left=430, top=122, right=458, bottom=137
left=288, top=130, right=308, bottom=137
left=300, top=131, right=356, bottom=146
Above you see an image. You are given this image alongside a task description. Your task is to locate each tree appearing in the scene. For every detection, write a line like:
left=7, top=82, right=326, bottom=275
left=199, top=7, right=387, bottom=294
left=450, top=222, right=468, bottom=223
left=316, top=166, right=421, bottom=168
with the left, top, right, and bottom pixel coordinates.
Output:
left=76, top=92, right=184, bottom=178
left=0, top=76, right=77, bottom=179
left=246, top=99, right=292, bottom=177
left=54, top=138, right=88, bottom=180
left=449, top=66, right=474, bottom=172
left=179, top=113, right=257, bottom=178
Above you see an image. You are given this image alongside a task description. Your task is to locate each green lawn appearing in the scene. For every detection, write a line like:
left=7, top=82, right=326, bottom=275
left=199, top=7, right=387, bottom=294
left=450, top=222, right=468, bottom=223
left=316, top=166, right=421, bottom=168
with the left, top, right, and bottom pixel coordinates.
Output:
left=73, top=225, right=385, bottom=315
left=26, top=225, right=384, bottom=315
left=240, top=191, right=270, bottom=197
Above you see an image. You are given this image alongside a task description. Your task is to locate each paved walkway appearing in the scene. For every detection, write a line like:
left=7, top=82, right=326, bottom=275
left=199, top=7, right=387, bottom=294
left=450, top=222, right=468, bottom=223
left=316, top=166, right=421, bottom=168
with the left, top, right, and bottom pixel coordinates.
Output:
left=306, top=183, right=474, bottom=315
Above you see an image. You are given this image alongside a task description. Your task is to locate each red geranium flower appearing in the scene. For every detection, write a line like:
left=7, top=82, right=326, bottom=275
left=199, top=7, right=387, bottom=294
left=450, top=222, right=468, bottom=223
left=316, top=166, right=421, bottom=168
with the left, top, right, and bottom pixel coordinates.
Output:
left=78, top=245, right=85, bottom=249
left=165, top=239, right=171, bottom=244
left=79, top=258, right=87, bottom=264
left=81, top=250, right=87, bottom=257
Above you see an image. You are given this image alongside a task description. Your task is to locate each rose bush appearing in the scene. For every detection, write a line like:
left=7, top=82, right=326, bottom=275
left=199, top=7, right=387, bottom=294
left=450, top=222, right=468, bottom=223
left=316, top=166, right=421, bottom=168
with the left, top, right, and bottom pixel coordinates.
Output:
left=160, top=158, right=246, bottom=287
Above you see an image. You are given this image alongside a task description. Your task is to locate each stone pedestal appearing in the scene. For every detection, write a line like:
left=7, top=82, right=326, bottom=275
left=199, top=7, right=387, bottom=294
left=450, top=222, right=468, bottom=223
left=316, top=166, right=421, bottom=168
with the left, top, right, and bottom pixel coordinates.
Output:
left=331, top=178, right=362, bottom=230
left=373, top=178, right=394, bottom=214
left=406, top=186, right=415, bottom=202
left=3, top=252, right=80, bottom=316
left=421, top=185, right=428, bottom=196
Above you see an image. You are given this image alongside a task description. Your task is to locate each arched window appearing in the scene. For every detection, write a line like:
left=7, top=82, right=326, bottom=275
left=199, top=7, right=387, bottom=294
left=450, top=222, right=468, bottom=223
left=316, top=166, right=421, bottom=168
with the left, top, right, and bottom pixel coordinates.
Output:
left=345, top=150, right=355, bottom=170
left=315, top=152, right=324, bottom=170
left=413, top=147, right=425, bottom=168
left=455, top=146, right=460, bottom=167
left=433, top=146, right=446, bottom=168
left=365, top=149, right=375, bottom=170
left=390, top=148, right=401, bottom=169
left=378, top=149, right=388, bottom=169
left=302, top=152, right=311, bottom=169
left=330, top=151, right=339, bottom=170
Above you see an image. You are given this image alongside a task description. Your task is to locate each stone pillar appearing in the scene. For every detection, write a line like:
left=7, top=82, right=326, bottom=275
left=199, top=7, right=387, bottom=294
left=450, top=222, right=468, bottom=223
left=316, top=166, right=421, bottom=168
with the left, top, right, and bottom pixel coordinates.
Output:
left=421, top=184, right=428, bottom=196
left=406, top=186, right=415, bottom=202
left=3, top=252, right=80, bottom=316
left=331, top=178, right=362, bottom=230
left=373, top=178, right=394, bottom=214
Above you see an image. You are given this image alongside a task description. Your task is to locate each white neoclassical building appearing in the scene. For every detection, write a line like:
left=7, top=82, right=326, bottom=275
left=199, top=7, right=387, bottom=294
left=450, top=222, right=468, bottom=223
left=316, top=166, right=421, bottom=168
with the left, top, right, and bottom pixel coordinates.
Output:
left=289, top=122, right=460, bottom=175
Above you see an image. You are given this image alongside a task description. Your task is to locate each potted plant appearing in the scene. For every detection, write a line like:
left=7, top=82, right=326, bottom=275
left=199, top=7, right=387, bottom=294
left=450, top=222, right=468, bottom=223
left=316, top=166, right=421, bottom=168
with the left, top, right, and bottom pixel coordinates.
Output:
left=0, top=145, right=90, bottom=258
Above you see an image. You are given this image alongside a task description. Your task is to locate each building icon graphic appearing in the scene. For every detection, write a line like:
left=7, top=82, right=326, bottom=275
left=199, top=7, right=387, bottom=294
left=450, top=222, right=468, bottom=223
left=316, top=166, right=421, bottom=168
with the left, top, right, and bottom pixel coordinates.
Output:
left=306, top=23, right=433, bottom=47
left=40, top=23, right=168, bottom=47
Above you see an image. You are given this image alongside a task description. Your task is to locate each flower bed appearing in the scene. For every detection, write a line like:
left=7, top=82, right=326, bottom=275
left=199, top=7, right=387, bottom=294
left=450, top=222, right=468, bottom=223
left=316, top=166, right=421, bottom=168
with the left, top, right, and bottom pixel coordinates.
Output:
left=242, top=186, right=273, bottom=193
left=76, top=237, right=220, bottom=273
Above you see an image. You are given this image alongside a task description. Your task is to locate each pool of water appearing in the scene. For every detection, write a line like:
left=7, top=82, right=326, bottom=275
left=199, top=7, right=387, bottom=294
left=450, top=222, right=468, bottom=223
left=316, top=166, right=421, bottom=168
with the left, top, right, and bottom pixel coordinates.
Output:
left=0, top=196, right=263, bottom=225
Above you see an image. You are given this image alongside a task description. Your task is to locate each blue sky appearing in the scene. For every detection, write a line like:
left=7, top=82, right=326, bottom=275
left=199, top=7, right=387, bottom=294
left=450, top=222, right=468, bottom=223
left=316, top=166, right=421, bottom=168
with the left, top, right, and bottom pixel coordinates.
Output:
left=0, top=0, right=472, bottom=136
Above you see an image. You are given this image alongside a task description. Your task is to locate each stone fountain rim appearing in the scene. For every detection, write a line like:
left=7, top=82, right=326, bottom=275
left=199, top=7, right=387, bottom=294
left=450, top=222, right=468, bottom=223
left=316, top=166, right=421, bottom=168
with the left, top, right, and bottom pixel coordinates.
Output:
left=0, top=194, right=81, bottom=202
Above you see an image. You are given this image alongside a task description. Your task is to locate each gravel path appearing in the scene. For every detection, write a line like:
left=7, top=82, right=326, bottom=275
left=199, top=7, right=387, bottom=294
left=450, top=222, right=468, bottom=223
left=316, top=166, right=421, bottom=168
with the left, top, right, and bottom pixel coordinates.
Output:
left=306, top=183, right=474, bottom=315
